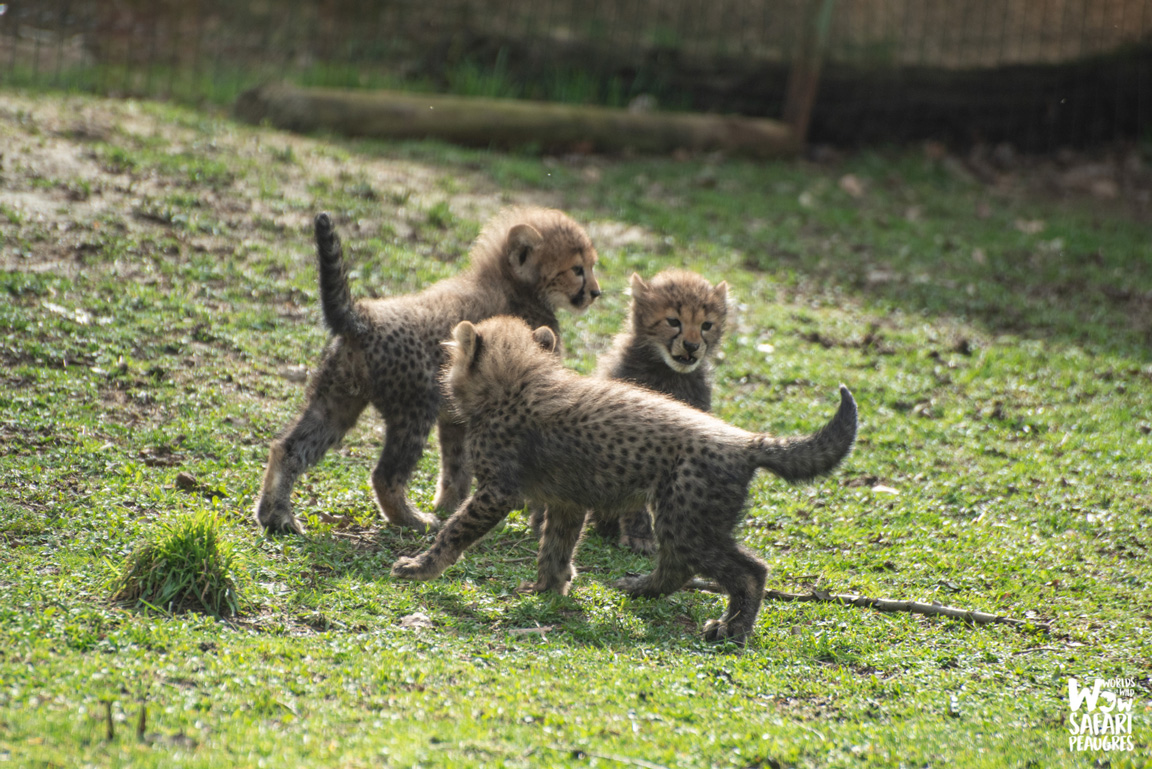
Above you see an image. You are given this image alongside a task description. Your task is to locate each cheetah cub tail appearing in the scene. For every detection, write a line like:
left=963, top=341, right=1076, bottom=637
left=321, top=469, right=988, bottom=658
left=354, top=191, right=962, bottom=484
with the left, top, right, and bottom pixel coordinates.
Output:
left=755, top=385, right=858, bottom=482
left=314, top=212, right=368, bottom=338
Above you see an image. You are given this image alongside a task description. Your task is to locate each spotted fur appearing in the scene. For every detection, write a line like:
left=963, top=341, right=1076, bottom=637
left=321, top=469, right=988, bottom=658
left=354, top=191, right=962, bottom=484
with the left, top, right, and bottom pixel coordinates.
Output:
left=255, top=208, right=600, bottom=535
left=393, top=316, right=857, bottom=645
left=590, top=269, right=728, bottom=553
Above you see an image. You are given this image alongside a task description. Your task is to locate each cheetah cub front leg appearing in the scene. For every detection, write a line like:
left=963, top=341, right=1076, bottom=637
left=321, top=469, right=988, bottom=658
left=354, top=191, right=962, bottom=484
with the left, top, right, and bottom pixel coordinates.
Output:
left=392, top=486, right=519, bottom=581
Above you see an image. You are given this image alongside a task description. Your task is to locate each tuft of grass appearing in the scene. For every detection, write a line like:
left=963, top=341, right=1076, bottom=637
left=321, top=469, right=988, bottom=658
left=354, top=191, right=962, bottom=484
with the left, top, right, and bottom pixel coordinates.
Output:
left=0, top=203, right=25, bottom=226
left=110, top=510, right=245, bottom=618
left=424, top=199, right=457, bottom=230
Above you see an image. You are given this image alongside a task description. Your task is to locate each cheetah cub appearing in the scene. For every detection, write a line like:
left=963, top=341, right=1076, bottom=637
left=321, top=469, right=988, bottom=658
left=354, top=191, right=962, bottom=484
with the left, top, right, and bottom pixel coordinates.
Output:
left=255, top=208, right=600, bottom=535
left=591, top=269, right=728, bottom=553
left=392, top=316, right=857, bottom=645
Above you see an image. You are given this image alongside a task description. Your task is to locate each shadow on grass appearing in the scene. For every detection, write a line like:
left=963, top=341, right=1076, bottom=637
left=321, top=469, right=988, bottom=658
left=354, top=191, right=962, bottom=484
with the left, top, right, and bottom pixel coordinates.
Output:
left=288, top=524, right=725, bottom=650
left=411, top=583, right=723, bottom=652
left=767, top=242, right=1152, bottom=361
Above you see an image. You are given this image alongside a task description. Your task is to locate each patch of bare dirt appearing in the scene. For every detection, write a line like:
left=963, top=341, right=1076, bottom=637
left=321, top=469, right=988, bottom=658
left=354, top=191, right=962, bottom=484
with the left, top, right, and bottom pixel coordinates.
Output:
left=0, top=92, right=584, bottom=277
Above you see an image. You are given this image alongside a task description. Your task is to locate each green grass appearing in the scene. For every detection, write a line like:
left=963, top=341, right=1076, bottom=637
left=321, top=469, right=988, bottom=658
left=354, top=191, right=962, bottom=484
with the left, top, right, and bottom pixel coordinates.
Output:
left=5, top=54, right=684, bottom=113
left=1, top=90, right=1150, bottom=768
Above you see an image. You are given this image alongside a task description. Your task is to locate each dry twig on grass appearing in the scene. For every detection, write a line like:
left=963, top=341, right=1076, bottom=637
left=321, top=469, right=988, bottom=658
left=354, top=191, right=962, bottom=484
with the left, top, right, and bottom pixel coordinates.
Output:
left=685, top=578, right=1045, bottom=631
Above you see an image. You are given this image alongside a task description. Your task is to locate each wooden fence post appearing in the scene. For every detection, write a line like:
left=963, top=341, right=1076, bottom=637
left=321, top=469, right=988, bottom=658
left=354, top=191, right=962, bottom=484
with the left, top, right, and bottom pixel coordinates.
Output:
left=783, top=0, right=838, bottom=145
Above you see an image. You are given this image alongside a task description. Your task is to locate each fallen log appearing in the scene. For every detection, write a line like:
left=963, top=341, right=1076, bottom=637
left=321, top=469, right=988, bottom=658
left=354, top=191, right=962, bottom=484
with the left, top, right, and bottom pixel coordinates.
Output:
left=234, top=82, right=800, bottom=157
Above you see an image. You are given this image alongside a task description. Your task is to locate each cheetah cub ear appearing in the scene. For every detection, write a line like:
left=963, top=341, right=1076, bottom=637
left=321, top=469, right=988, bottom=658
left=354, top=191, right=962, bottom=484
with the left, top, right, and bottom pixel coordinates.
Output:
left=507, top=223, right=545, bottom=282
left=713, top=280, right=729, bottom=306
left=629, top=272, right=650, bottom=298
left=531, top=326, right=558, bottom=353
left=450, top=321, right=481, bottom=364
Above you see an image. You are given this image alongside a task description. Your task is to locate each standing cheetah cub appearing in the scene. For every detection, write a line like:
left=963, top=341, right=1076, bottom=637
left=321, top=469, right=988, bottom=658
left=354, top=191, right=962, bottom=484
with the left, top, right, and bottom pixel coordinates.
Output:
left=392, top=316, right=857, bottom=645
left=591, top=269, right=728, bottom=553
left=255, top=208, right=600, bottom=535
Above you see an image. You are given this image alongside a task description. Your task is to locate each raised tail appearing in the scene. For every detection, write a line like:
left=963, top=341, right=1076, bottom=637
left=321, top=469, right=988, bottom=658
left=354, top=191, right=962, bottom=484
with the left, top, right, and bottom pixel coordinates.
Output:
left=314, top=212, right=367, bottom=337
left=754, top=385, right=858, bottom=482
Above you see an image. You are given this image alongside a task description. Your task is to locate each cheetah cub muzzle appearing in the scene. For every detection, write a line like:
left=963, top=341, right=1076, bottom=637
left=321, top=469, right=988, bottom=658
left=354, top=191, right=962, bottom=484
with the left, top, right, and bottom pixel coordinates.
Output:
left=392, top=316, right=857, bottom=646
left=255, top=208, right=600, bottom=536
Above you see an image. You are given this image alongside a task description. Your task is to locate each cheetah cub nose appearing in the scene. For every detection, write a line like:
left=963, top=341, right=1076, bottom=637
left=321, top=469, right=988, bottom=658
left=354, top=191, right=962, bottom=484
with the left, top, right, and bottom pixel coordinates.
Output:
left=682, top=341, right=700, bottom=353
left=590, top=288, right=602, bottom=299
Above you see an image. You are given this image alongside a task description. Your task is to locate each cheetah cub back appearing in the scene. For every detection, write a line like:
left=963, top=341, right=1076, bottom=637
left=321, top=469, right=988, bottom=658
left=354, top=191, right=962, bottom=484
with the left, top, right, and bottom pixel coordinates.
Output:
left=393, top=316, right=857, bottom=646
left=592, top=269, right=728, bottom=553
left=255, top=208, right=600, bottom=536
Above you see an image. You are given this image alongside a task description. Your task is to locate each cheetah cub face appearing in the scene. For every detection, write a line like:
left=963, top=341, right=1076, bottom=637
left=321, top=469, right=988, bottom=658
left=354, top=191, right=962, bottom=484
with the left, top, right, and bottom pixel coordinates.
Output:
left=542, top=246, right=600, bottom=314
left=504, top=219, right=600, bottom=314
left=631, top=270, right=727, bottom=374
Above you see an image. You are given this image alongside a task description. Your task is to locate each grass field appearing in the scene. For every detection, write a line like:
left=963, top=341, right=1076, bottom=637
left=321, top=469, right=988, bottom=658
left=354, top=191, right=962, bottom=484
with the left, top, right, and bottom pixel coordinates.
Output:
left=1, top=91, right=1150, bottom=768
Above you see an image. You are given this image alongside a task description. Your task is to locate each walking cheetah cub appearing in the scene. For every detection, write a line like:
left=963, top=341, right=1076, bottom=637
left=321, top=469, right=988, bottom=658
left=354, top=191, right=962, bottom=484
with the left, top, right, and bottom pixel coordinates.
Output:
left=392, top=316, right=857, bottom=645
left=590, top=269, right=728, bottom=553
left=255, top=208, right=600, bottom=535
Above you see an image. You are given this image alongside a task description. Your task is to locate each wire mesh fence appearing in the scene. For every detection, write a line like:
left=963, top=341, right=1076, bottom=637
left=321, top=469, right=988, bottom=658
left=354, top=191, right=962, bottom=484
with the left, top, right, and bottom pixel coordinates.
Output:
left=1, top=0, right=1150, bottom=150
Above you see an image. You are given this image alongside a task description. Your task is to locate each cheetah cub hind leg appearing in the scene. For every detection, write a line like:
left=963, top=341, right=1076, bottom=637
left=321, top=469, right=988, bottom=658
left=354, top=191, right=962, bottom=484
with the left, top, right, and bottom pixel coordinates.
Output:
left=432, top=416, right=471, bottom=515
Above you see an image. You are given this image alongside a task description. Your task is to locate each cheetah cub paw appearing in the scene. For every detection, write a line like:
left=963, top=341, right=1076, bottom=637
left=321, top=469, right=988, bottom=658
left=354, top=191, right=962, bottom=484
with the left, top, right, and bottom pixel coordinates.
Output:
left=516, top=571, right=574, bottom=596
left=254, top=496, right=305, bottom=536
left=614, top=574, right=660, bottom=597
left=619, top=532, right=657, bottom=555
left=703, top=618, right=750, bottom=646
left=391, top=555, right=446, bottom=581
